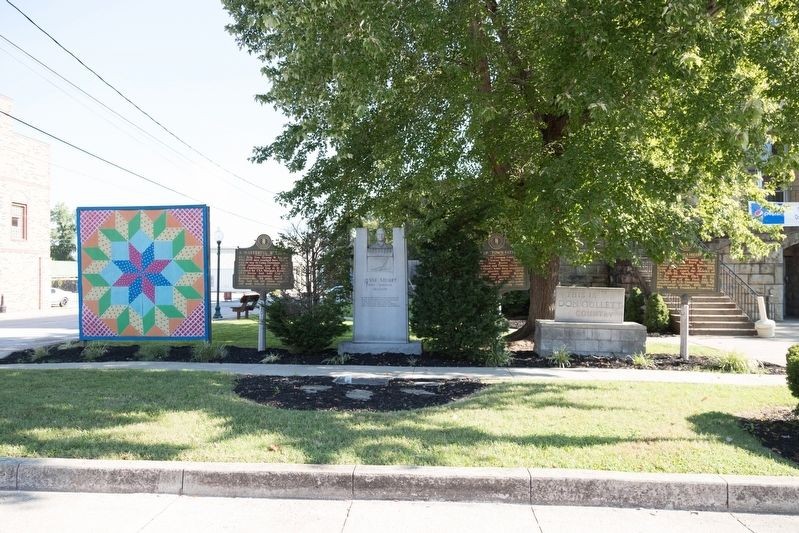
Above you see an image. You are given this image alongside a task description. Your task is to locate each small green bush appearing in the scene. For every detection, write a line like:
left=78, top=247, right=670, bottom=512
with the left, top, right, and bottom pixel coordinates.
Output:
left=260, top=353, right=281, bottom=364
left=137, top=344, right=170, bottom=361
left=643, top=293, right=671, bottom=333
left=191, top=342, right=227, bottom=362
left=82, top=342, right=109, bottom=361
left=714, top=351, right=750, bottom=374
left=624, top=287, right=646, bottom=323
left=321, top=353, right=352, bottom=365
left=31, top=346, right=50, bottom=361
left=631, top=353, right=655, bottom=369
left=500, top=290, right=529, bottom=319
left=266, top=296, right=347, bottom=353
left=786, top=345, right=799, bottom=402
left=410, top=225, right=508, bottom=364
left=546, top=347, right=571, bottom=368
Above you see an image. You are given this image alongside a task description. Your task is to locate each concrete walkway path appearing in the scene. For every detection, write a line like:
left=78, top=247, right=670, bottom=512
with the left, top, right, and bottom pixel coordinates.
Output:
left=1, top=491, right=795, bottom=533
left=0, top=360, right=787, bottom=386
left=651, top=319, right=799, bottom=367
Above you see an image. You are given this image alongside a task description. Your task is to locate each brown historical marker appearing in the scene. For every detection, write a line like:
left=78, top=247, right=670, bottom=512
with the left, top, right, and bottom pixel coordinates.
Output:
left=233, top=234, right=294, bottom=292
left=479, top=233, right=530, bottom=293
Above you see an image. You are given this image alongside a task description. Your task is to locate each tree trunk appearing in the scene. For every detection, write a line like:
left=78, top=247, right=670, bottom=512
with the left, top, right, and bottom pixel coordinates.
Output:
left=506, top=255, right=560, bottom=341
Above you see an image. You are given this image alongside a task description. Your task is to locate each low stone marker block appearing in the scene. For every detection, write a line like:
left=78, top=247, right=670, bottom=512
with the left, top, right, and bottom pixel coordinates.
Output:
left=554, top=287, right=625, bottom=324
left=529, top=469, right=727, bottom=511
left=535, top=320, right=646, bottom=357
left=182, top=462, right=354, bottom=500
left=16, top=458, right=183, bottom=494
left=354, top=465, right=530, bottom=503
left=723, top=474, right=799, bottom=514
left=0, top=458, right=19, bottom=490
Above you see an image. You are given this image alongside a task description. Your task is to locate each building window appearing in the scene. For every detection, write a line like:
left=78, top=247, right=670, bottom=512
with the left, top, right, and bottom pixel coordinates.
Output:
left=11, top=203, right=27, bottom=240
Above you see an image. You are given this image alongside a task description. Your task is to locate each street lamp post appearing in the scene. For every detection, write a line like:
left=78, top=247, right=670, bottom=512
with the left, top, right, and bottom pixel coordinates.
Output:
left=213, top=228, right=224, bottom=320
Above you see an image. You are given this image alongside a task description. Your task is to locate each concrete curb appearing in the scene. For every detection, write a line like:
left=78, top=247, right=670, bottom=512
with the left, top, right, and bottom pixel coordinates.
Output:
left=1, top=458, right=797, bottom=514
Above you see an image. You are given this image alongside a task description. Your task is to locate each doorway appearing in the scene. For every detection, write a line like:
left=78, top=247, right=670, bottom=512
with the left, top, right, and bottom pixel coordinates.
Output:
left=784, top=244, right=799, bottom=317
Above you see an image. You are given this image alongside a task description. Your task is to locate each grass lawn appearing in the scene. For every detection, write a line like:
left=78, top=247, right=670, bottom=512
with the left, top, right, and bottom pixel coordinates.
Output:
left=646, top=340, right=732, bottom=358
left=0, top=370, right=796, bottom=475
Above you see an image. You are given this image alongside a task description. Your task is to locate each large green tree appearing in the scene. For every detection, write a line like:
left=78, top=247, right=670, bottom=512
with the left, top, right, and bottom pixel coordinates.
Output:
left=224, top=0, right=799, bottom=338
left=50, top=202, right=76, bottom=261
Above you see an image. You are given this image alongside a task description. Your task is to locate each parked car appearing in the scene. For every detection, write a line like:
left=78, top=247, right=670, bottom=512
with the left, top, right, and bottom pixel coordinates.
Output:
left=50, top=287, right=75, bottom=307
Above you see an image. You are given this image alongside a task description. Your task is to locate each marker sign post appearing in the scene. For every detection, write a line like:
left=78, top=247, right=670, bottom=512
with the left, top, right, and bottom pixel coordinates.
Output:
left=232, top=234, right=293, bottom=351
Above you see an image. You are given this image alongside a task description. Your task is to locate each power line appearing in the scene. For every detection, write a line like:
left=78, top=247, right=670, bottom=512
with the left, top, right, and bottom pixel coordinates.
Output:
left=0, top=32, right=196, bottom=167
left=0, top=109, right=283, bottom=230
left=4, top=0, right=281, bottom=197
left=0, top=32, right=277, bottom=203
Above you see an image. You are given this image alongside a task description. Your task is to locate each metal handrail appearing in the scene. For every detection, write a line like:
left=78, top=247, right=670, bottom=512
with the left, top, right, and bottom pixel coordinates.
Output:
left=698, top=245, right=777, bottom=321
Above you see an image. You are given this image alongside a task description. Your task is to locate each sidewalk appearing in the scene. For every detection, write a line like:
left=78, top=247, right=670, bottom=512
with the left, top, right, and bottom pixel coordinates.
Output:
left=2, top=491, right=796, bottom=533
left=0, top=360, right=787, bottom=386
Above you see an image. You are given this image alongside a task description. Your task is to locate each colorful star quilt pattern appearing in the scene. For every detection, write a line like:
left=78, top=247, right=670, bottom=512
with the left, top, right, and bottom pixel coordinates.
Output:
left=77, top=205, right=210, bottom=340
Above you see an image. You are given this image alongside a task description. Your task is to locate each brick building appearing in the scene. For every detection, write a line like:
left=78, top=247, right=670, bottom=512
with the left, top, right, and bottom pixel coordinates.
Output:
left=0, top=95, right=51, bottom=312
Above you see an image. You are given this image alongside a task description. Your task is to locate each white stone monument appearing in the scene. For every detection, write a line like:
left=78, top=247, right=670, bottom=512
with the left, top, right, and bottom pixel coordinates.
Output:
left=338, top=227, right=422, bottom=355
left=535, top=286, right=646, bottom=357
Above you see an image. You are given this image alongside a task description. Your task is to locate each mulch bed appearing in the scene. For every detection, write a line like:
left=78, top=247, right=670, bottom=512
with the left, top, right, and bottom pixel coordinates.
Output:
left=233, top=375, right=485, bottom=411
left=737, top=407, right=799, bottom=464
left=1, top=344, right=785, bottom=374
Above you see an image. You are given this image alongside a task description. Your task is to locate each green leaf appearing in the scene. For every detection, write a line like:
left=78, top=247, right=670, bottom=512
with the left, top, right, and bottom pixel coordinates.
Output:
left=84, top=274, right=109, bottom=287
left=142, top=309, right=155, bottom=334
left=153, top=212, right=167, bottom=238
left=84, top=247, right=109, bottom=261
left=128, top=213, right=141, bottom=237
left=98, top=290, right=111, bottom=316
left=173, top=230, right=185, bottom=256
left=158, top=305, right=184, bottom=319
left=176, top=260, right=202, bottom=273
left=100, top=229, right=125, bottom=242
left=117, top=309, right=130, bottom=333
left=176, top=286, right=202, bottom=299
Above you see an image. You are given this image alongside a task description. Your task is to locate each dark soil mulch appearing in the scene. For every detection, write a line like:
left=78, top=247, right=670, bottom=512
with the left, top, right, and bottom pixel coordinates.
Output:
left=233, top=375, right=485, bottom=411
left=1, top=344, right=785, bottom=374
left=737, top=407, right=799, bottom=464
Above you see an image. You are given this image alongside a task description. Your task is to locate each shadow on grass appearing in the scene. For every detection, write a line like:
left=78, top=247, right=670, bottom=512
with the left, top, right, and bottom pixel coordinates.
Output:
left=0, top=371, right=706, bottom=465
left=687, top=411, right=797, bottom=468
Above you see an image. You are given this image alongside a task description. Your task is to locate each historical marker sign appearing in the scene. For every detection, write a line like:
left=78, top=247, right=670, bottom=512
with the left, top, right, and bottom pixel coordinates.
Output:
left=233, top=234, right=293, bottom=292
left=654, top=253, right=718, bottom=293
left=479, top=233, right=529, bottom=292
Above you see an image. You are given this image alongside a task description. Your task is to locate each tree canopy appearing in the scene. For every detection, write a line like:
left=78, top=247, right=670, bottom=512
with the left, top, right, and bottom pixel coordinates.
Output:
left=224, top=0, right=799, bottom=330
left=50, top=202, right=76, bottom=261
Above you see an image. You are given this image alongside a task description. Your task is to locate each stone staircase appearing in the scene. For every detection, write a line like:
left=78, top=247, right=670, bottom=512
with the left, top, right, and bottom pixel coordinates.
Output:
left=666, top=293, right=756, bottom=336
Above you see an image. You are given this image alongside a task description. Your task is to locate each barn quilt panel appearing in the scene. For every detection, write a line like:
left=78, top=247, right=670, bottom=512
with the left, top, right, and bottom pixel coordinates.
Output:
left=77, top=205, right=210, bottom=341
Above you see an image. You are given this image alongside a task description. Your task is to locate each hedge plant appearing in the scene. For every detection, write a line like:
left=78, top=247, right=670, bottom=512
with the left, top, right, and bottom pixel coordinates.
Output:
left=265, top=295, right=347, bottom=353
left=643, top=293, right=671, bottom=333
left=787, top=345, right=799, bottom=408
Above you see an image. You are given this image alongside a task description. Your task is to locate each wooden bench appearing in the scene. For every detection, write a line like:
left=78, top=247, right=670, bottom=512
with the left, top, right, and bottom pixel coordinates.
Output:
left=231, top=294, right=260, bottom=319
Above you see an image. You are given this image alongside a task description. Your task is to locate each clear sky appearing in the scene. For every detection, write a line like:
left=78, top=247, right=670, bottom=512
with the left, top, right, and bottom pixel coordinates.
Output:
left=0, top=0, right=296, bottom=249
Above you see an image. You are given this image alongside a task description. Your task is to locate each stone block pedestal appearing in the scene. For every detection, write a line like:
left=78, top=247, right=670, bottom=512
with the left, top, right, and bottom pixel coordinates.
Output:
left=534, top=319, right=646, bottom=357
left=338, top=341, right=422, bottom=356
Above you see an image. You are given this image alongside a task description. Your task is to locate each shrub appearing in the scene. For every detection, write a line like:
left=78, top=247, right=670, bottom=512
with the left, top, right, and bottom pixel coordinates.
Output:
left=410, top=226, right=508, bottom=364
left=624, top=287, right=646, bottom=323
left=82, top=342, right=109, bottom=361
left=500, top=290, right=529, bottom=319
left=265, top=295, right=347, bottom=353
left=191, top=342, right=227, bottom=362
left=643, top=293, right=671, bottom=333
left=546, top=346, right=571, bottom=368
left=786, top=345, right=799, bottom=402
left=321, top=353, right=352, bottom=365
left=631, top=353, right=655, bottom=369
left=714, top=351, right=750, bottom=374
left=137, top=344, right=169, bottom=361
left=260, top=352, right=281, bottom=364
left=31, top=346, right=50, bottom=361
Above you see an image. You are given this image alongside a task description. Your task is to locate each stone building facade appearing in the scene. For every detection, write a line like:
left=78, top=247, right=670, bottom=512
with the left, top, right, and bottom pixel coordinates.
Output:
left=0, top=95, right=51, bottom=312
